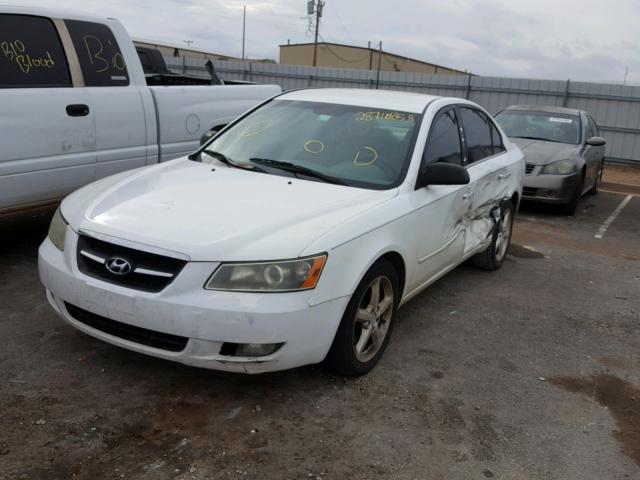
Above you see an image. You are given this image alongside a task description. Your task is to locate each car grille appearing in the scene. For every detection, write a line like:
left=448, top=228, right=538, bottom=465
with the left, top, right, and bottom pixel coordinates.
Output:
left=525, top=163, right=535, bottom=175
left=65, top=303, right=188, bottom=352
left=76, top=234, right=187, bottom=293
left=522, top=187, right=538, bottom=197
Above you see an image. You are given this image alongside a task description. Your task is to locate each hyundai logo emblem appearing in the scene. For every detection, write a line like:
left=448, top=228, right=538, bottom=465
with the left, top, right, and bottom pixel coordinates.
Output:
left=105, top=257, right=132, bottom=275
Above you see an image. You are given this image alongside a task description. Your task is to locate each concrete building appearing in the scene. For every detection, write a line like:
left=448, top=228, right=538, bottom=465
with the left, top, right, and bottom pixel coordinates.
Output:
left=279, top=42, right=466, bottom=75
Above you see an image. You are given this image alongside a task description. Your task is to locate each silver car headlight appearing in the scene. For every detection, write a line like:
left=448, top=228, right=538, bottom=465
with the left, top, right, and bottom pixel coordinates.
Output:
left=205, top=255, right=327, bottom=292
left=48, top=207, right=68, bottom=252
left=542, top=159, right=577, bottom=175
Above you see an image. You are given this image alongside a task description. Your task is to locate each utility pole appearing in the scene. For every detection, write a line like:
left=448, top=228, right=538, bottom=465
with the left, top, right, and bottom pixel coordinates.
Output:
left=310, top=0, right=325, bottom=67
left=241, top=5, right=246, bottom=61
left=375, top=41, right=382, bottom=89
left=624, top=67, right=629, bottom=85
left=368, top=41, right=372, bottom=70
left=183, top=40, right=194, bottom=49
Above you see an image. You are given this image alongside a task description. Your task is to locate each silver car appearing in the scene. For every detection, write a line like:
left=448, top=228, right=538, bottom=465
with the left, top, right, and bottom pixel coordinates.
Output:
left=495, top=105, right=606, bottom=214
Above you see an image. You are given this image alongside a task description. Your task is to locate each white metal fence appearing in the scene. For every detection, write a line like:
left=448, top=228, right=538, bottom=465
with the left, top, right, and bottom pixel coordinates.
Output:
left=165, top=57, right=640, bottom=165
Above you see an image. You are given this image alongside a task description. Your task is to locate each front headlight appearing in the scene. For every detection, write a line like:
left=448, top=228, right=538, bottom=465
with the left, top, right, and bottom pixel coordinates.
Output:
left=205, top=255, right=327, bottom=292
left=542, top=159, right=577, bottom=175
left=48, top=207, right=68, bottom=251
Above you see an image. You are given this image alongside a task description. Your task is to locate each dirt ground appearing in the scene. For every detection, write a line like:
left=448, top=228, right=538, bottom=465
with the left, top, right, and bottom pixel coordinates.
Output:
left=603, top=163, right=640, bottom=193
left=1, top=191, right=639, bottom=480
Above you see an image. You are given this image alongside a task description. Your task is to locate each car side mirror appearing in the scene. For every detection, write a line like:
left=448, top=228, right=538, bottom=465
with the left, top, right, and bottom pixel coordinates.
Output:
left=418, top=163, right=470, bottom=189
left=586, top=136, right=606, bottom=147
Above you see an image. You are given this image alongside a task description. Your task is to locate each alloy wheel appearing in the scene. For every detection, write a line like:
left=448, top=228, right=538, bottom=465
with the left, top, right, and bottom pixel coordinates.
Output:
left=353, top=275, right=394, bottom=363
left=495, top=210, right=512, bottom=261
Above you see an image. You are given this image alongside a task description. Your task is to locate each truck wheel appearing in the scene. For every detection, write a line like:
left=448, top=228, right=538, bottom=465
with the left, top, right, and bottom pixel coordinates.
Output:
left=324, top=259, right=400, bottom=376
left=471, top=201, right=514, bottom=271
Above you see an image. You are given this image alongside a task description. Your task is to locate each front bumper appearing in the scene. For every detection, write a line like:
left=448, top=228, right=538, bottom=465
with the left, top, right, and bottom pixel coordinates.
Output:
left=522, top=168, right=580, bottom=204
left=38, top=232, right=349, bottom=373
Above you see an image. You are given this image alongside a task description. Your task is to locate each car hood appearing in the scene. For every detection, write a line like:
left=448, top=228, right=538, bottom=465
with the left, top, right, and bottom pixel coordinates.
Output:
left=64, top=159, right=397, bottom=261
left=510, top=138, right=580, bottom=165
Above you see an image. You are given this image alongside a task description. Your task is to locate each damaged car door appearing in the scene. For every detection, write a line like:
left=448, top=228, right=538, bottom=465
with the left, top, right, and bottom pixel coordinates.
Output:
left=409, top=107, right=469, bottom=291
left=457, top=107, right=509, bottom=256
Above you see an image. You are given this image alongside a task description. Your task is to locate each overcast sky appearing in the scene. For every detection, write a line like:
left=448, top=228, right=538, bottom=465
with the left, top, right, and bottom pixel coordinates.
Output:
left=7, top=0, right=640, bottom=84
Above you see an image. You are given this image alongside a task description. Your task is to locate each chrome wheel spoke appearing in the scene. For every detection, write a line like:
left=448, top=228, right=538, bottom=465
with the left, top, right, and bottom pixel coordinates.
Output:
left=370, top=327, right=383, bottom=350
left=356, top=308, right=375, bottom=324
left=378, top=296, right=393, bottom=316
left=355, top=326, right=373, bottom=354
left=369, top=277, right=381, bottom=306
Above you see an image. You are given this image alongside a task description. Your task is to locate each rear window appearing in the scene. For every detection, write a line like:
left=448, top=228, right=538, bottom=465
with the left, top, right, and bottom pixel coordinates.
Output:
left=0, top=14, right=72, bottom=88
left=65, top=20, right=129, bottom=86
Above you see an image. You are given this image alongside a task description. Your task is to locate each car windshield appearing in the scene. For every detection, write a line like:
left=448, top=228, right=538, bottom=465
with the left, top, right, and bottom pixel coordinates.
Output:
left=495, top=110, right=581, bottom=145
left=198, top=100, right=422, bottom=189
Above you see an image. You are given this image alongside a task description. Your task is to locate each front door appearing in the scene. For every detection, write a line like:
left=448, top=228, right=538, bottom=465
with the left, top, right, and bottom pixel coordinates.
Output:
left=408, top=107, right=470, bottom=292
left=0, top=13, right=97, bottom=211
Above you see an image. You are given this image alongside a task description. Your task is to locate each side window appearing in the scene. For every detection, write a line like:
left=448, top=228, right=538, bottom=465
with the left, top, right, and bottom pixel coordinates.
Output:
left=422, top=110, right=462, bottom=166
left=588, top=116, right=599, bottom=137
left=584, top=119, right=594, bottom=140
left=489, top=120, right=506, bottom=155
left=0, top=14, right=72, bottom=88
left=65, top=20, right=129, bottom=86
left=459, top=108, right=493, bottom=164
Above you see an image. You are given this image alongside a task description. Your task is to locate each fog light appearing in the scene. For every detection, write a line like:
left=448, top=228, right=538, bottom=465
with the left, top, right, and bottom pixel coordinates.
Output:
left=220, top=342, right=284, bottom=357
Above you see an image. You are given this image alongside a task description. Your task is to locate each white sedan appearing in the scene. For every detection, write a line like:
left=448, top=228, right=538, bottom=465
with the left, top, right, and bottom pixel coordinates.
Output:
left=39, top=89, right=524, bottom=376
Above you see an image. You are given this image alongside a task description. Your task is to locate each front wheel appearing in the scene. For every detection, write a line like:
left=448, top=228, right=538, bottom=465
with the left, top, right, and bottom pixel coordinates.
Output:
left=324, top=260, right=400, bottom=376
left=560, top=173, right=585, bottom=215
left=471, top=200, right=514, bottom=271
left=586, top=161, right=604, bottom=195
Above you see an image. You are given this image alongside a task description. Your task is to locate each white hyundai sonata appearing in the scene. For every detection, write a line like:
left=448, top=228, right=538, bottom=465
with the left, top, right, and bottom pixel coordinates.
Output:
left=39, top=88, right=524, bottom=376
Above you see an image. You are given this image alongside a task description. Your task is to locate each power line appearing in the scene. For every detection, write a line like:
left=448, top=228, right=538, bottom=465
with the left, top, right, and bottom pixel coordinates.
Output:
left=318, top=34, right=370, bottom=63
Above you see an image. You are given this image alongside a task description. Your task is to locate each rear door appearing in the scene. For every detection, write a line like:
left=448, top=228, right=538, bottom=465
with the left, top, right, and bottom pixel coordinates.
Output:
left=64, top=19, right=148, bottom=179
left=457, top=107, right=509, bottom=256
left=408, top=107, right=470, bottom=291
left=0, top=13, right=96, bottom=212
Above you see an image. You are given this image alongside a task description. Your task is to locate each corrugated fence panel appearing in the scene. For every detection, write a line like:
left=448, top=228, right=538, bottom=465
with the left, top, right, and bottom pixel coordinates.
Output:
left=163, top=56, right=640, bottom=164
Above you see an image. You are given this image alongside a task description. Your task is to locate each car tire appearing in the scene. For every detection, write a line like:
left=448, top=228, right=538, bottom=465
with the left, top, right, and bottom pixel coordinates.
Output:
left=324, top=259, right=400, bottom=377
left=586, top=161, right=604, bottom=196
left=560, top=173, right=585, bottom=215
left=471, top=200, right=514, bottom=271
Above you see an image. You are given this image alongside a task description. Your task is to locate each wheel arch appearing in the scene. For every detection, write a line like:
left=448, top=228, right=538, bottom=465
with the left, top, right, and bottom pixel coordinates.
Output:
left=310, top=241, right=410, bottom=308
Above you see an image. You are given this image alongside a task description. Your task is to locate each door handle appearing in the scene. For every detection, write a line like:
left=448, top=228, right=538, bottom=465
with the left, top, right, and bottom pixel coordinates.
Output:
left=498, top=172, right=511, bottom=180
left=462, top=192, right=474, bottom=200
left=66, top=104, right=90, bottom=117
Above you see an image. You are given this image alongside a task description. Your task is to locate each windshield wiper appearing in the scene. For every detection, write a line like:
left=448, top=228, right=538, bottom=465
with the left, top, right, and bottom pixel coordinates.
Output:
left=199, top=150, right=265, bottom=172
left=250, top=158, right=346, bottom=185
left=511, top=135, right=562, bottom=143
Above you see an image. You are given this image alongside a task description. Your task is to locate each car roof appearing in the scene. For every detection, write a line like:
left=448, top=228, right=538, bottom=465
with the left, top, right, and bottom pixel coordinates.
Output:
left=278, top=88, right=441, bottom=114
left=1, top=4, right=121, bottom=24
left=504, top=105, right=583, bottom=117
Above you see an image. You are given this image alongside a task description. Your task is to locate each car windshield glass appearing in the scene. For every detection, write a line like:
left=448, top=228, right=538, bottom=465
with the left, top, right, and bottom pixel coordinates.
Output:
left=199, top=100, right=422, bottom=189
left=495, top=110, right=580, bottom=145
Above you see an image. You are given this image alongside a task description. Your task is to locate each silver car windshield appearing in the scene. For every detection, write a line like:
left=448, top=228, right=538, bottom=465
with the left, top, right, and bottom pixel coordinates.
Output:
left=201, top=100, right=422, bottom=189
left=496, top=111, right=581, bottom=145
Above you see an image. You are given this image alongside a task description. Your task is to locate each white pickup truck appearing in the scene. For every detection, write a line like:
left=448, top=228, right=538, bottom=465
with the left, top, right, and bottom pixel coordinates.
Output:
left=0, top=6, right=281, bottom=214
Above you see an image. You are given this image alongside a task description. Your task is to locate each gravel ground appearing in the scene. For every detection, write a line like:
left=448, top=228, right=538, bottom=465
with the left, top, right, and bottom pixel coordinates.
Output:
left=1, top=191, right=639, bottom=480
